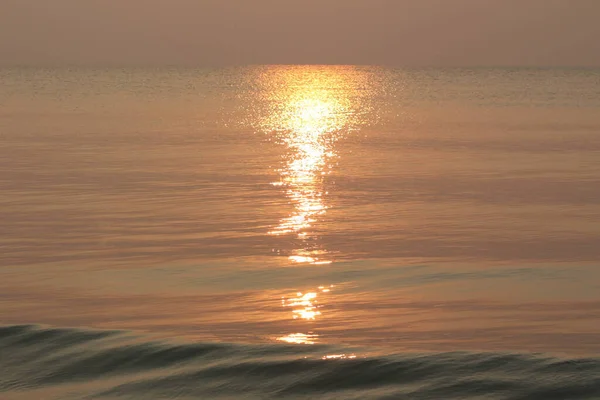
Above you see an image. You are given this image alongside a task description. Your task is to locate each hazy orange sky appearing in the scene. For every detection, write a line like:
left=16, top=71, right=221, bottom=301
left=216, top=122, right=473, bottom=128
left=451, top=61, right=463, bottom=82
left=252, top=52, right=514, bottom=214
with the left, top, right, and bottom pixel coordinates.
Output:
left=1, top=0, right=599, bottom=67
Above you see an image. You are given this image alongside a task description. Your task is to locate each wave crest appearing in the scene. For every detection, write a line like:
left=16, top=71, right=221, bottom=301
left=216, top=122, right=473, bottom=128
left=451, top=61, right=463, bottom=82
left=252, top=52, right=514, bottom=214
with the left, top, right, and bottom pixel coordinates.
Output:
left=1, top=325, right=598, bottom=399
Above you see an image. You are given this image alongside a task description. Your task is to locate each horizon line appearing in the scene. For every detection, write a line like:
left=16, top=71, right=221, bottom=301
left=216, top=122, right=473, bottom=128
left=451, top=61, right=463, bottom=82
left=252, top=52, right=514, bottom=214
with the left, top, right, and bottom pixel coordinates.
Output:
left=2, top=63, right=600, bottom=70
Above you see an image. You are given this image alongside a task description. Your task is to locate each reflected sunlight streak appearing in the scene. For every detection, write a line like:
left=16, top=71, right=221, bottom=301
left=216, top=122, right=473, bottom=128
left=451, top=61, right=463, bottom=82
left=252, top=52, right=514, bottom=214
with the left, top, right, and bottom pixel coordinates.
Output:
left=277, top=285, right=334, bottom=345
left=281, top=285, right=334, bottom=321
left=277, top=333, right=318, bottom=345
left=260, top=67, right=372, bottom=346
left=322, top=354, right=357, bottom=360
left=262, top=67, right=369, bottom=265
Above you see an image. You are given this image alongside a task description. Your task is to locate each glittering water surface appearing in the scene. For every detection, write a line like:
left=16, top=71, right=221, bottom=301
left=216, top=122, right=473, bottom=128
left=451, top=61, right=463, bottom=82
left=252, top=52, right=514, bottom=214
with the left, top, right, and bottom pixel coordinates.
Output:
left=1, top=66, right=600, bottom=398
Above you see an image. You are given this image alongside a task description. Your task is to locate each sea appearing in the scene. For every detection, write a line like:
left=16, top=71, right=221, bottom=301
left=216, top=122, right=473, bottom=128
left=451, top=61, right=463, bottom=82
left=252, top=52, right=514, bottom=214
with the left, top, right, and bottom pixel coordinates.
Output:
left=1, top=66, right=599, bottom=399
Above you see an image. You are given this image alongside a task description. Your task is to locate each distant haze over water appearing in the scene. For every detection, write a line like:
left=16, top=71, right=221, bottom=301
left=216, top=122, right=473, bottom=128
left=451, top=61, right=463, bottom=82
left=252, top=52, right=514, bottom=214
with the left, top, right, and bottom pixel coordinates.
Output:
left=2, top=0, right=600, bottom=67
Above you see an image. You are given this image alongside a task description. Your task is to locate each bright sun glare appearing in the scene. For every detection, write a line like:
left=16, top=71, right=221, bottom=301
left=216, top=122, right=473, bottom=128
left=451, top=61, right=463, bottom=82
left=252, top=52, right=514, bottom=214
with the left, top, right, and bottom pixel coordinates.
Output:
left=262, top=67, right=366, bottom=265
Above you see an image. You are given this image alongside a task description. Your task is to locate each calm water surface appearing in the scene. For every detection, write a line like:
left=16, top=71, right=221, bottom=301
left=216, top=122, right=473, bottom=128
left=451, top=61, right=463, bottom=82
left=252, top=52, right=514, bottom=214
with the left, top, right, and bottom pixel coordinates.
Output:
left=1, top=66, right=599, bottom=399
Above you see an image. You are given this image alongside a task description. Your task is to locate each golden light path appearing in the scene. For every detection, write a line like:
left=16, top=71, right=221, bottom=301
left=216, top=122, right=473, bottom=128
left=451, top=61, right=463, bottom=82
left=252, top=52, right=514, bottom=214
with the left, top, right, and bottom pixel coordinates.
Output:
left=266, top=95, right=337, bottom=265
left=276, top=285, right=334, bottom=345
left=261, top=66, right=367, bottom=266
left=257, top=66, right=373, bottom=346
left=277, top=333, right=318, bottom=345
left=281, top=285, right=334, bottom=321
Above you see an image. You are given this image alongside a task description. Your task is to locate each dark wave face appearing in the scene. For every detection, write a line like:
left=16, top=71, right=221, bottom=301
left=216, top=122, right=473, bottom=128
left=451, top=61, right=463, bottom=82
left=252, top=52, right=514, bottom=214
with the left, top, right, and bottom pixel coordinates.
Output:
left=1, top=325, right=599, bottom=400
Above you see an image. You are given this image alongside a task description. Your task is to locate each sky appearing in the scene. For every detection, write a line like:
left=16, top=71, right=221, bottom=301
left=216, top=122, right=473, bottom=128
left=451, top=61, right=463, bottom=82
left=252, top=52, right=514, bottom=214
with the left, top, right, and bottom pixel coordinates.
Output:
left=1, top=0, right=600, bottom=67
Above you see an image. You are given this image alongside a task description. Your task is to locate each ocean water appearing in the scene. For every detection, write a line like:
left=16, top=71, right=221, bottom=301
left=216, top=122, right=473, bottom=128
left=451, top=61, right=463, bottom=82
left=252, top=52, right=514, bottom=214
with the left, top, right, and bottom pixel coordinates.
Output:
left=1, top=66, right=599, bottom=399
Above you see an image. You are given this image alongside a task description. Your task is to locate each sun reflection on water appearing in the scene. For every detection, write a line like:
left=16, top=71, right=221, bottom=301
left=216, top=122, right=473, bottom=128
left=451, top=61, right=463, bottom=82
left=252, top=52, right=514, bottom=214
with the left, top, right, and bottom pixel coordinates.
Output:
left=277, top=333, right=318, bottom=345
left=281, top=285, right=334, bottom=321
left=322, top=354, right=357, bottom=360
left=259, top=67, right=374, bottom=346
left=260, top=66, right=371, bottom=265
left=276, top=285, right=334, bottom=344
